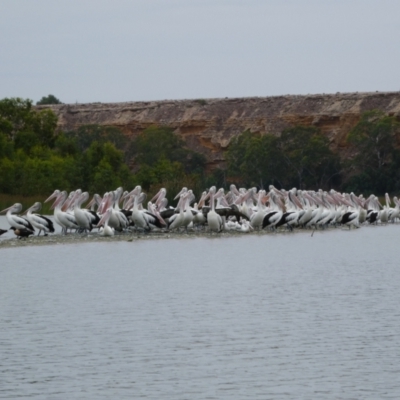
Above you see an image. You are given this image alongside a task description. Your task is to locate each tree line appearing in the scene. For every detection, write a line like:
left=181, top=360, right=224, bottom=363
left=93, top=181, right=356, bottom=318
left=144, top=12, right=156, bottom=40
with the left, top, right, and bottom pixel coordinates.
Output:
left=225, top=110, right=400, bottom=194
left=0, top=98, right=207, bottom=200
left=1, top=96, right=399, bottom=199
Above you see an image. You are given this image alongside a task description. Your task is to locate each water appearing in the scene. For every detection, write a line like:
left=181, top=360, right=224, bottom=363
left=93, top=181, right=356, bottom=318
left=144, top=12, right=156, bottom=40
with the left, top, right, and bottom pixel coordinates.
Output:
left=1, top=223, right=400, bottom=399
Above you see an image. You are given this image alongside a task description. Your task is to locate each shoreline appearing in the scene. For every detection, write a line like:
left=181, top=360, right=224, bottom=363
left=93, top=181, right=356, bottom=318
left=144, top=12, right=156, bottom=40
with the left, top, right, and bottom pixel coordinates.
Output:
left=0, top=225, right=375, bottom=249
left=0, top=229, right=274, bottom=249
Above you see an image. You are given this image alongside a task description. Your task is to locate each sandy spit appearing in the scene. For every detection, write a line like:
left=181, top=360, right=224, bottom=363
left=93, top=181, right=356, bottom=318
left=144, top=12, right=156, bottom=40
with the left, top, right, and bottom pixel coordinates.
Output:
left=0, top=228, right=304, bottom=249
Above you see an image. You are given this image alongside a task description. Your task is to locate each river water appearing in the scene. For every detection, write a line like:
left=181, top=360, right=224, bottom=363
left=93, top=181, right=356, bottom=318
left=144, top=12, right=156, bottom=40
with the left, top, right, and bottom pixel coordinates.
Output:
left=1, top=222, right=400, bottom=399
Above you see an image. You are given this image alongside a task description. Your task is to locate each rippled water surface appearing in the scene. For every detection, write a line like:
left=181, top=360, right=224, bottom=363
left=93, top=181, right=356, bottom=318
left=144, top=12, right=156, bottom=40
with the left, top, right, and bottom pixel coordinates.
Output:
left=2, top=225, right=400, bottom=399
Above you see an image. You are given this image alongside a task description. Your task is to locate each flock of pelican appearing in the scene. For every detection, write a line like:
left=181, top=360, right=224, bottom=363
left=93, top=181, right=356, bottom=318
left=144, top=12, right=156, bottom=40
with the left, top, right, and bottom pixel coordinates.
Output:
left=0, top=185, right=399, bottom=239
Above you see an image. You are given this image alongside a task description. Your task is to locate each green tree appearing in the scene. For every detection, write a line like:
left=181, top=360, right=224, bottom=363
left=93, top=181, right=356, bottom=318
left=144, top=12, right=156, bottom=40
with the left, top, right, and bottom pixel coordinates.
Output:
left=14, top=131, right=40, bottom=154
left=90, top=159, right=122, bottom=194
left=30, top=109, right=58, bottom=148
left=36, top=94, right=62, bottom=105
left=0, top=132, right=14, bottom=159
left=226, top=131, right=286, bottom=188
left=226, top=131, right=265, bottom=187
left=0, top=97, right=58, bottom=147
left=0, top=98, right=33, bottom=140
left=131, top=126, right=206, bottom=172
left=65, top=124, right=128, bottom=154
left=278, top=126, right=340, bottom=189
left=130, top=126, right=207, bottom=193
left=225, top=127, right=341, bottom=190
left=345, top=110, right=400, bottom=193
left=54, top=133, right=79, bottom=157
left=0, top=157, right=16, bottom=193
left=83, top=141, right=135, bottom=193
left=347, top=110, right=399, bottom=171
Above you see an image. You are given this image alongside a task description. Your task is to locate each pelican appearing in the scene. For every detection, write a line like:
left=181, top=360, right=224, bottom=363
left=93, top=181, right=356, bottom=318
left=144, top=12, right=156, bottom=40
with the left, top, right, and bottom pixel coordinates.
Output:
left=50, top=191, right=79, bottom=234
left=0, top=203, right=35, bottom=233
left=45, top=190, right=64, bottom=231
left=207, top=187, right=223, bottom=232
left=262, top=192, right=283, bottom=230
left=99, top=192, right=129, bottom=231
left=250, top=190, right=267, bottom=229
left=168, top=196, right=185, bottom=231
left=25, top=202, right=55, bottom=236
left=97, top=207, right=115, bottom=236
left=130, top=187, right=165, bottom=231
left=73, top=192, right=97, bottom=232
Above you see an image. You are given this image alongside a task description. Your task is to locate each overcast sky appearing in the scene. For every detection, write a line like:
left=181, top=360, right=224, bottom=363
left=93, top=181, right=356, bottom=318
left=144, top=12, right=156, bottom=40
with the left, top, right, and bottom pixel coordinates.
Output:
left=1, top=0, right=399, bottom=104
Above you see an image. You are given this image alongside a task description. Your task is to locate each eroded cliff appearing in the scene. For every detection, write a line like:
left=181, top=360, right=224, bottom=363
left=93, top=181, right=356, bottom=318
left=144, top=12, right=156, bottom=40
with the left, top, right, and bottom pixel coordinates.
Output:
left=38, top=92, right=400, bottom=170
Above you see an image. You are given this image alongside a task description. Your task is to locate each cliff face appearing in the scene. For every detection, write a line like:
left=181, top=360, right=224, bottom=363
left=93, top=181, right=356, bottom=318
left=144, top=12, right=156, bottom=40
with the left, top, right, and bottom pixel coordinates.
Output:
left=38, top=92, right=400, bottom=170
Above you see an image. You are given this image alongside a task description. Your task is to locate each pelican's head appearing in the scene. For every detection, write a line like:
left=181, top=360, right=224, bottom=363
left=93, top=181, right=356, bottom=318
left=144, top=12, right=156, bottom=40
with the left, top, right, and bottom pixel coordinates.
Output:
left=0, top=203, right=23, bottom=214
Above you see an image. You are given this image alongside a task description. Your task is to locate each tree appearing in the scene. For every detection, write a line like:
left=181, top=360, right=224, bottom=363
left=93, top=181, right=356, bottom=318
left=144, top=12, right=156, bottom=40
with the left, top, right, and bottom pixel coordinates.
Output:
left=0, top=97, right=140, bottom=196
left=345, top=110, right=400, bottom=193
left=36, top=94, right=62, bottom=105
left=0, top=133, right=14, bottom=159
left=0, top=98, right=33, bottom=140
left=83, top=141, right=135, bottom=193
left=129, top=126, right=207, bottom=193
left=226, top=131, right=282, bottom=188
left=0, top=97, right=58, bottom=147
left=225, top=127, right=341, bottom=190
left=131, top=126, right=206, bottom=172
left=347, top=110, right=399, bottom=171
left=30, top=109, right=58, bottom=148
left=278, top=126, right=341, bottom=189
left=65, top=124, right=130, bottom=160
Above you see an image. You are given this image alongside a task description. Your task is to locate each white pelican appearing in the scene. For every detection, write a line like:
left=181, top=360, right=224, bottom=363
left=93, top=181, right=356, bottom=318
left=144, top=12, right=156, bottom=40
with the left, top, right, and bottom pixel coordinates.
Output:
left=250, top=190, right=267, bottom=229
left=0, top=203, right=35, bottom=233
left=97, top=207, right=115, bottom=236
left=25, top=202, right=55, bottom=236
left=74, top=192, right=97, bottom=232
left=50, top=191, right=79, bottom=234
left=130, top=187, right=165, bottom=231
left=262, top=192, right=283, bottom=230
left=168, top=196, right=185, bottom=231
left=207, top=187, right=223, bottom=232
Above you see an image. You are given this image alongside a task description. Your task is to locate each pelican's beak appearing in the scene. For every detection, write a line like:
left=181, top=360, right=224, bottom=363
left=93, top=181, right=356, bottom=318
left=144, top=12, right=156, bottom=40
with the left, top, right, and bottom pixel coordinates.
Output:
left=128, top=186, right=141, bottom=197
left=97, top=215, right=106, bottom=227
left=45, top=191, right=59, bottom=203
left=85, top=197, right=96, bottom=209
left=174, top=187, right=187, bottom=200
left=150, top=190, right=161, bottom=203
left=0, top=205, right=14, bottom=214
left=97, top=209, right=110, bottom=227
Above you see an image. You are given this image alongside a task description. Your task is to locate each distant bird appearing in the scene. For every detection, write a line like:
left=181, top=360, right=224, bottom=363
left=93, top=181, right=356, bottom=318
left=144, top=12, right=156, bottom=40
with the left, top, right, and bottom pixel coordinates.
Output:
left=10, top=227, right=34, bottom=239
left=0, top=228, right=7, bottom=236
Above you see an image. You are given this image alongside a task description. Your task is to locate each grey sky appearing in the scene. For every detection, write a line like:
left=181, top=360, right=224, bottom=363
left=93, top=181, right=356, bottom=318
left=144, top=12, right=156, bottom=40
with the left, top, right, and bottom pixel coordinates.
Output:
left=1, top=0, right=399, bottom=104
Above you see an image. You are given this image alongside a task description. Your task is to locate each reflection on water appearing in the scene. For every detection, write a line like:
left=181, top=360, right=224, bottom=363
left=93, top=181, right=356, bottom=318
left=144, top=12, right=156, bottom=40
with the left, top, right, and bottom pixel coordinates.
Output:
left=2, top=224, right=400, bottom=399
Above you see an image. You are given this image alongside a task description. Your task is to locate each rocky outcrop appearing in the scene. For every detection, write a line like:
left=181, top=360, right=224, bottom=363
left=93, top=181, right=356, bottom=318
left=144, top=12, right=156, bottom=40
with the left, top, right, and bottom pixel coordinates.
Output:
left=37, top=91, right=400, bottom=170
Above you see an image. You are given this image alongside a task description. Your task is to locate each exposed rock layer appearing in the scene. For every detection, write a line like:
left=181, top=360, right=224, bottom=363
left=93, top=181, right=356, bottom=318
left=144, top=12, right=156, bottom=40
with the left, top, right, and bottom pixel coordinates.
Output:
left=38, top=92, right=400, bottom=170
